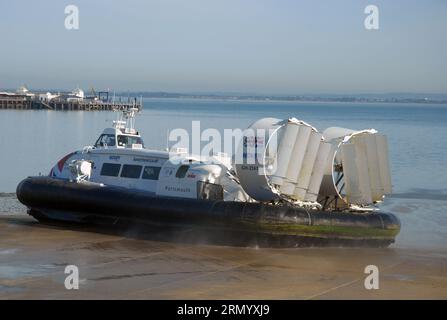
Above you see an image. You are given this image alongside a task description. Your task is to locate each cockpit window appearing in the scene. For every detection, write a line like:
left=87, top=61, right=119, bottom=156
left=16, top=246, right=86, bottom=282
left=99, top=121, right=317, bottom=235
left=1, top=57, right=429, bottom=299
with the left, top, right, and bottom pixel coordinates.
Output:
left=95, top=134, right=116, bottom=148
left=117, top=135, right=144, bottom=148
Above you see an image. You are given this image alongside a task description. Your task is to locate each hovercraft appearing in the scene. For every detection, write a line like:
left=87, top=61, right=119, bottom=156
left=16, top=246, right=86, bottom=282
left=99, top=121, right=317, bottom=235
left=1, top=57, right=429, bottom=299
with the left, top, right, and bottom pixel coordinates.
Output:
left=16, top=108, right=401, bottom=247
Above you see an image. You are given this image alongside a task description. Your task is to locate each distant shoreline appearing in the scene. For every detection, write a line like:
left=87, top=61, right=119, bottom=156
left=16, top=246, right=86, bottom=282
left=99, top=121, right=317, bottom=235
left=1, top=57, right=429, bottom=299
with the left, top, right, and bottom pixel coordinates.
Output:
left=2, top=88, right=447, bottom=105
left=108, top=92, right=447, bottom=104
left=139, top=96, right=447, bottom=105
left=123, top=92, right=447, bottom=105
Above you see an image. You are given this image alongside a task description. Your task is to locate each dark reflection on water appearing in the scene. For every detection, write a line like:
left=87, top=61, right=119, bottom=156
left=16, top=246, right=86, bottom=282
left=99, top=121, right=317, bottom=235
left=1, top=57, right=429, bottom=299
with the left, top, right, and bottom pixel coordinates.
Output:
left=391, top=191, right=447, bottom=201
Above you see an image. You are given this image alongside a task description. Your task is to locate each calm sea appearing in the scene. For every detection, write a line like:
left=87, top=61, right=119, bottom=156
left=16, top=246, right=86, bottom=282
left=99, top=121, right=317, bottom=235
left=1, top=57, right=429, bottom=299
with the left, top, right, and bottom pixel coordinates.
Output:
left=1, top=98, right=446, bottom=248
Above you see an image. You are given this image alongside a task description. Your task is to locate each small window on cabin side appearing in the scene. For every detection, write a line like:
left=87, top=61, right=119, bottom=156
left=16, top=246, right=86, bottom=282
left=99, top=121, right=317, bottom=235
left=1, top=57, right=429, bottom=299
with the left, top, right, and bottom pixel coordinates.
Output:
left=120, top=165, right=143, bottom=179
left=100, top=163, right=121, bottom=177
left=175, top=165, right=190, bottom=178
left=142, top=166, right=161, bottom=180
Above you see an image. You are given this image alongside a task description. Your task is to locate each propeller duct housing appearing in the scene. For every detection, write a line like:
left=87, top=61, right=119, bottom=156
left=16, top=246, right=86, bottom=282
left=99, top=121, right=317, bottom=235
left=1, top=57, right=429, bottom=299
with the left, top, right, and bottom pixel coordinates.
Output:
left=235, top=118, right=332, bottom=203
left=318, top=127, right=392, bottom=209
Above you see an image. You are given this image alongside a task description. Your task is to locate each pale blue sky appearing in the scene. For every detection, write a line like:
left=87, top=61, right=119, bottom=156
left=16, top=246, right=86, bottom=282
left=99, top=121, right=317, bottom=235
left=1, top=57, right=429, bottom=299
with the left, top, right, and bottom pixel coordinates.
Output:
left=0, top=0, right=446, bottom=94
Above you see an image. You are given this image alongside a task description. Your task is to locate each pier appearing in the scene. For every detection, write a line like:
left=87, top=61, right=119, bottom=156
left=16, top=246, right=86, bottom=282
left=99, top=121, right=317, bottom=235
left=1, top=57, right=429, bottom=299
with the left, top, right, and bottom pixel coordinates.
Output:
left=0, top=96, right=141, bottom=111
left=0, top=86, right=142, bottom=111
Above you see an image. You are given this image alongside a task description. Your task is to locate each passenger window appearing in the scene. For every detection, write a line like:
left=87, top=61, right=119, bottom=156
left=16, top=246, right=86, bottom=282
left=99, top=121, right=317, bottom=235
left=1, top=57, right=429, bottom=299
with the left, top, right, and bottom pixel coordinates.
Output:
left=100, top=163, right=121, bottom=177
left=142, top=166, right=161, bottom=180
left=175, top=165, right=189, bottom=178
left=120, top=165, right=142, bottom=179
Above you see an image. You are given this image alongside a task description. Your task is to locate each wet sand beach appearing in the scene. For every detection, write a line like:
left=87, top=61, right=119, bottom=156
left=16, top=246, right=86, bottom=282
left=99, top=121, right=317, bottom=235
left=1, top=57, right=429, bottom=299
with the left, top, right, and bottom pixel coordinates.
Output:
left=1, top=198, right=446, bottom=299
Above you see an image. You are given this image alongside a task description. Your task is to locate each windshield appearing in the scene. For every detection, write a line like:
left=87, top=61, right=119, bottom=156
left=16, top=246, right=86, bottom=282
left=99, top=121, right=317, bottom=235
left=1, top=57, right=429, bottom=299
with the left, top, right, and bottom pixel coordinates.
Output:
left=94, top=134, right=116, bottom=148
left=117, top=135, right=144, bottom=148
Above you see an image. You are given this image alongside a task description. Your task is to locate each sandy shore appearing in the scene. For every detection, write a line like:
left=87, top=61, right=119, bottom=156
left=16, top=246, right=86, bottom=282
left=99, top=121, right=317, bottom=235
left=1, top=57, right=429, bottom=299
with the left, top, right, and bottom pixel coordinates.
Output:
left=1, top=213, right=446, bottom=299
